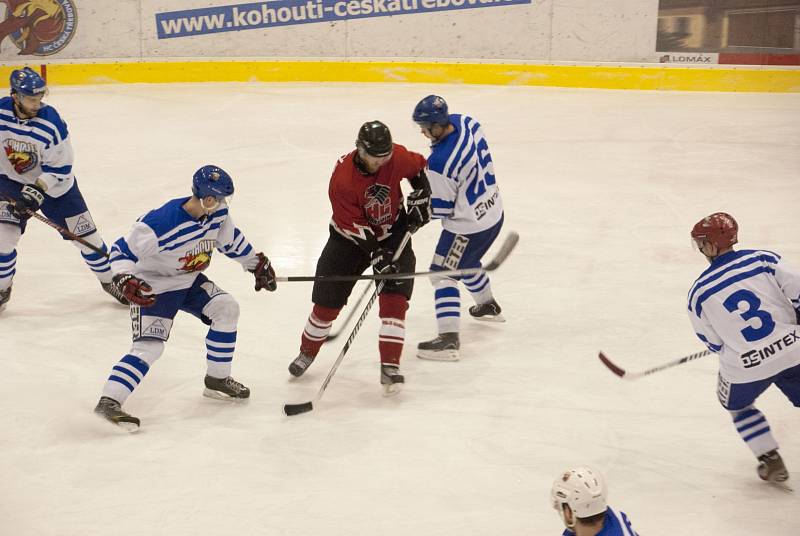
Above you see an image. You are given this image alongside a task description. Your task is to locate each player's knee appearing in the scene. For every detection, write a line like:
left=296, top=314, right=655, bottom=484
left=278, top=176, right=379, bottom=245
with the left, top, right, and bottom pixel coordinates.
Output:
left=0, top=222, right=22, bottom=252
left=379, top=292, right=408, bottom=319
left=204, top=294, right=240, bottom=324
left=129, top=339, right=165, bottom=366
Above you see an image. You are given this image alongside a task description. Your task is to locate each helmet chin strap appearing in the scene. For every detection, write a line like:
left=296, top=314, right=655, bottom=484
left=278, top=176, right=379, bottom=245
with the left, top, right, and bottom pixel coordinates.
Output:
left=200, top=196, right=220, bottom=214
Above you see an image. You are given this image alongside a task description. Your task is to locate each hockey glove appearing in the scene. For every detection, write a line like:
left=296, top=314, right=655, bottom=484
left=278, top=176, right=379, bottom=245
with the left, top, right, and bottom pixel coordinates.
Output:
left=370, top=247, right=397, bottom=275
left=406, top=188, right=431, bottom=231
left=10, top=184, right=45, bottom=220
left=112, top=274, right=156, bottom=307
left=252, top=252, right=277, bottom=292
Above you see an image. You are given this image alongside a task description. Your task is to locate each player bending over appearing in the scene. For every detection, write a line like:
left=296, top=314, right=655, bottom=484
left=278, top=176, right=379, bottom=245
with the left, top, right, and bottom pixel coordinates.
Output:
left=689, top=212, right=800, bottom=483
left=93, top=165, right=277, bottom=431
left=288, top=120, right=431, bottom=396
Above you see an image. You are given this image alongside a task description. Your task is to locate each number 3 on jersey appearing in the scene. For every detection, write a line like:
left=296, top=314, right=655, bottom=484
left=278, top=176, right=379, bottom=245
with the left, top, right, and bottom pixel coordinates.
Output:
left=723, top=289, right=776, bottom=342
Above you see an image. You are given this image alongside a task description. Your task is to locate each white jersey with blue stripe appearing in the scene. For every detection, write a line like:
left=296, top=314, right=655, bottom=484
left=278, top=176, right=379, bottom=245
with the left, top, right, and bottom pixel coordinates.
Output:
left=688, top=249, right=800, bottom=383
left=0, top=96, right=74, bottom=197
left=109, top=197, right=259, bottom=294
left=426, top=114, right=503, bottom=235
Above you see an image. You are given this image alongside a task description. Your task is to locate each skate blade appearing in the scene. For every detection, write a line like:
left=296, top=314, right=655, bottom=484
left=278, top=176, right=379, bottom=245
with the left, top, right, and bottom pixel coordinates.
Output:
left=116, top=421, right=140, bottom=433
left=472, top=314, right=505, bottom=323
left=417, top=349, right=460, bottom=362
left=382, top=383, right=404, bottom=397
left=203, top=388, right=250, bottom=402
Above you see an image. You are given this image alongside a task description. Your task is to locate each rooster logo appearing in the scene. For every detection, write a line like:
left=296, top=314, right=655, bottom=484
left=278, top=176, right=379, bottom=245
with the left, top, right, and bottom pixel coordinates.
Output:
left=179, top=251, right=212, bottom=273
left=0, top=0, right=77, bottom=56
left=3, top=138, right=37, bottom=173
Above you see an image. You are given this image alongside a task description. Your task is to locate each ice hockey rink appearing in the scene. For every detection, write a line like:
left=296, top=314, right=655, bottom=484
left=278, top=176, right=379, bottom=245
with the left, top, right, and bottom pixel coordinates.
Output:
left=1, top=82, right=798, bottom=535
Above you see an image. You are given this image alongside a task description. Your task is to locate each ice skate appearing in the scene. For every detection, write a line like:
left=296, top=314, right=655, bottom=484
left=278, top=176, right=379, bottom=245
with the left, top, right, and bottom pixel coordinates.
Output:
left=94, top=396, right=140, bottom=432
left=0, top=286, right=11, bottom=313
left=468, top=299, right=505, bottom=322
left=757, top=450, right=789, bottom=484
left=288, top=351, right=315, bottom=377
left=101, top=281, right=130, bottom=306
left=203, top=375, right=250, bottom=400
left=417, top=332, right=460, bottom=361
left=380, top=364, right=404, bottom=397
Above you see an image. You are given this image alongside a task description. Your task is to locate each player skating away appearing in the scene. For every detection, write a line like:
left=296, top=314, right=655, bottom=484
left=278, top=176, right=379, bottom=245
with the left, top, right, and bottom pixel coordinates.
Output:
left=551, top=466, right=639, bottom=536
left=411, top=95, right=505, bottom=361
left=689, top=212, right=800, bottom=483
left=0, top=68, right=128, bottom=312
left=288, top=120, right=431, bottom=396
left=93, top=165, right=277, bottom=431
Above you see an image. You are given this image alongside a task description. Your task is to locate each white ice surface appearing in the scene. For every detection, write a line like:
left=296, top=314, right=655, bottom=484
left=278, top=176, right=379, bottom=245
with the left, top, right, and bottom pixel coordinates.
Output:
left=1, top=83, right=799, bottom=535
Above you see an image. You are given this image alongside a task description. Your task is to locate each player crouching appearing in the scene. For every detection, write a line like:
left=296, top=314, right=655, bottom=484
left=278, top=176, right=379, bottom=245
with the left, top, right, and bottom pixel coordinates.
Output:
left=93, top=165, right=277, bottom=431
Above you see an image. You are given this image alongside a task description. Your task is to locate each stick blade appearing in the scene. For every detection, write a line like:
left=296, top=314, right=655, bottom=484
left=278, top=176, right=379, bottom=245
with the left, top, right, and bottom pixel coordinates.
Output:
left=598, top=351, right=627, bottom=378
left=284, top=401, right=314, bottom=416
left=484, top=231, right=519, bottom=271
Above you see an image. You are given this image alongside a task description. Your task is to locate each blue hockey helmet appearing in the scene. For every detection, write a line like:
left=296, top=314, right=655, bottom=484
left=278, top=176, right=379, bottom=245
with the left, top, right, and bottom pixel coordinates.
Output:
left=413, top=95, right=449, bottom=127
left=10, top=67, right=46, bottom=97
left=192, top=165, right=234, bottom=199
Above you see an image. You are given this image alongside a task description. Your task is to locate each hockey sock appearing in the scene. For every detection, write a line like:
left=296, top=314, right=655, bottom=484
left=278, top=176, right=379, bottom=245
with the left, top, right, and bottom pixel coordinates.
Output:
left=0, top=249, right=16, bottom=291
left=206, top=329, right=236, bottom=378
left=77, top=233, right=113, bottom=284
left=378, top=293, right=407, bottom=365
left=462, top=270, right=494, bottom=305
left=101, top=340, right=162, bottom=404
left=434, top=279, right=460, bottom=334
left=730, top=406, right=779, bottom=457
left=300, top=304, right=341, bottom=357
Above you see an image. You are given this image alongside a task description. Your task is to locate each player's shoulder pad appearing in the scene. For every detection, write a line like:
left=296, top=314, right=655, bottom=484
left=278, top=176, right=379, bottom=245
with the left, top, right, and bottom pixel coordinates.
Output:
left=34, top=104, right=69, bottom=140
left=140, top=197, right=194, bottom=237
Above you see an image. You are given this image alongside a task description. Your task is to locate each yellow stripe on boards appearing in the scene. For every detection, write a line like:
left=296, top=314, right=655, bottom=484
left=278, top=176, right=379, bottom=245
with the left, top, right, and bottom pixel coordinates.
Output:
left=0, top=61, right=797, bottom=92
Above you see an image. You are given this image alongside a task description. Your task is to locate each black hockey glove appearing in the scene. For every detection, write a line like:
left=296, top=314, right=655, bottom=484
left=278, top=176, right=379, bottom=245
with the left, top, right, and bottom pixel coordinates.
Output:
left=10, top=184, right=45, bottom=220
left=251, top=252, right=277, bottom=292
left=370, top=247, right=397, bottom=275
left=406, top=188, right=431, bottom=232
left=112, top=273, right=156, bottom=307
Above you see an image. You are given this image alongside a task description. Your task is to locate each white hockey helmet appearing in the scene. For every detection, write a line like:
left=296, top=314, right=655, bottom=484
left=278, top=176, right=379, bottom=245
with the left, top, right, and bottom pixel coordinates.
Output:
left=550, top=466, right=607, bottom=527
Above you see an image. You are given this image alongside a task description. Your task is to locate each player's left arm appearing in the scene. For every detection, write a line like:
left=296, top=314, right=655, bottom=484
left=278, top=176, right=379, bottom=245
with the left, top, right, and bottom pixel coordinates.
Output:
left=774, top=258, right=800, bottom=314
left=216, top=214, right=276, bottom=292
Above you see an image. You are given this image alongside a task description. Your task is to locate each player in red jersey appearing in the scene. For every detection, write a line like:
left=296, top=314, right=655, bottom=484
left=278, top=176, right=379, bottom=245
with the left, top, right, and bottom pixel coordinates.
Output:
left=288, top=120, right=432, bottom=395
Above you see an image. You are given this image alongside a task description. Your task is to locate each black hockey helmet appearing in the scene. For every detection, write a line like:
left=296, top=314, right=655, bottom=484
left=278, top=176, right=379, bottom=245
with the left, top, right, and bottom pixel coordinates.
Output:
left=356, top=120, right=393, bottom=157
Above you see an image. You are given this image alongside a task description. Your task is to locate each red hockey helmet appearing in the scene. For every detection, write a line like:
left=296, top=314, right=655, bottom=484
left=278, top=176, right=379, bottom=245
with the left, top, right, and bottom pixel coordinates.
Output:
left=691, top=212, right=738, bottom=250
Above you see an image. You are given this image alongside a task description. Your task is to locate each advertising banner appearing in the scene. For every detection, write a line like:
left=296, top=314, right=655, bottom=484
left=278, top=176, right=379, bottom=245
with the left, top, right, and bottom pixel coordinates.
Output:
left=656, top=0, right=800, bottom=65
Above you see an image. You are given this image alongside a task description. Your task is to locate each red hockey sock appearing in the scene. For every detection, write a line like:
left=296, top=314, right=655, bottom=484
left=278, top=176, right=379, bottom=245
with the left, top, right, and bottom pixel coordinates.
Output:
left=300, top=304, right=340, bottom=357
left=378, top=293, right=408, bottom=365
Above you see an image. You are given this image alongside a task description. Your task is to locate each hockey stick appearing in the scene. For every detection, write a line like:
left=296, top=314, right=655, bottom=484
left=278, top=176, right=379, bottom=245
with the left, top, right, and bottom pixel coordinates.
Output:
left=284, top=231, right=413, bottom=416
left=274, top=231, right=519, bottom=283
left=0, top=194, right=109, bottom=258
left=598, top=349, right=711, bottom=380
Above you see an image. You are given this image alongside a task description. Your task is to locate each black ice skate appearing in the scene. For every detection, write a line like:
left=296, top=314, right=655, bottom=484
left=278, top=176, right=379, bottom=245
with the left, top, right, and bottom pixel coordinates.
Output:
left=101, top=281, right=130, bottom=306
left=468, top=299, right=505, bottom=322
left=94, top=396, right=140, bottom=432
left=288, top=351, right=315, bottom=377
left=203, top=375, right=250, bottom=400
left=380, top=364, right=404, bottom=397
left=0, top=286, right=11, bottom=313
left=757, top=450, right=789, bottom=483
left=417, top=332, right=460, bottom=362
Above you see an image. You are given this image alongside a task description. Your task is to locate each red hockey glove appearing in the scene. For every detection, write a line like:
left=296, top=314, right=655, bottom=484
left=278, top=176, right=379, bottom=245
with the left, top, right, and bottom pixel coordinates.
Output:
left=112, top=274, right=156, bottom=307
left=252, top=252, right=277, bottom=292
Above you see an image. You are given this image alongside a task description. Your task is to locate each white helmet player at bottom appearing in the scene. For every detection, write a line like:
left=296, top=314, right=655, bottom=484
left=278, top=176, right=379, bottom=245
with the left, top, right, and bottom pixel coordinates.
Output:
left=550, top=465, right=607, bottom=528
